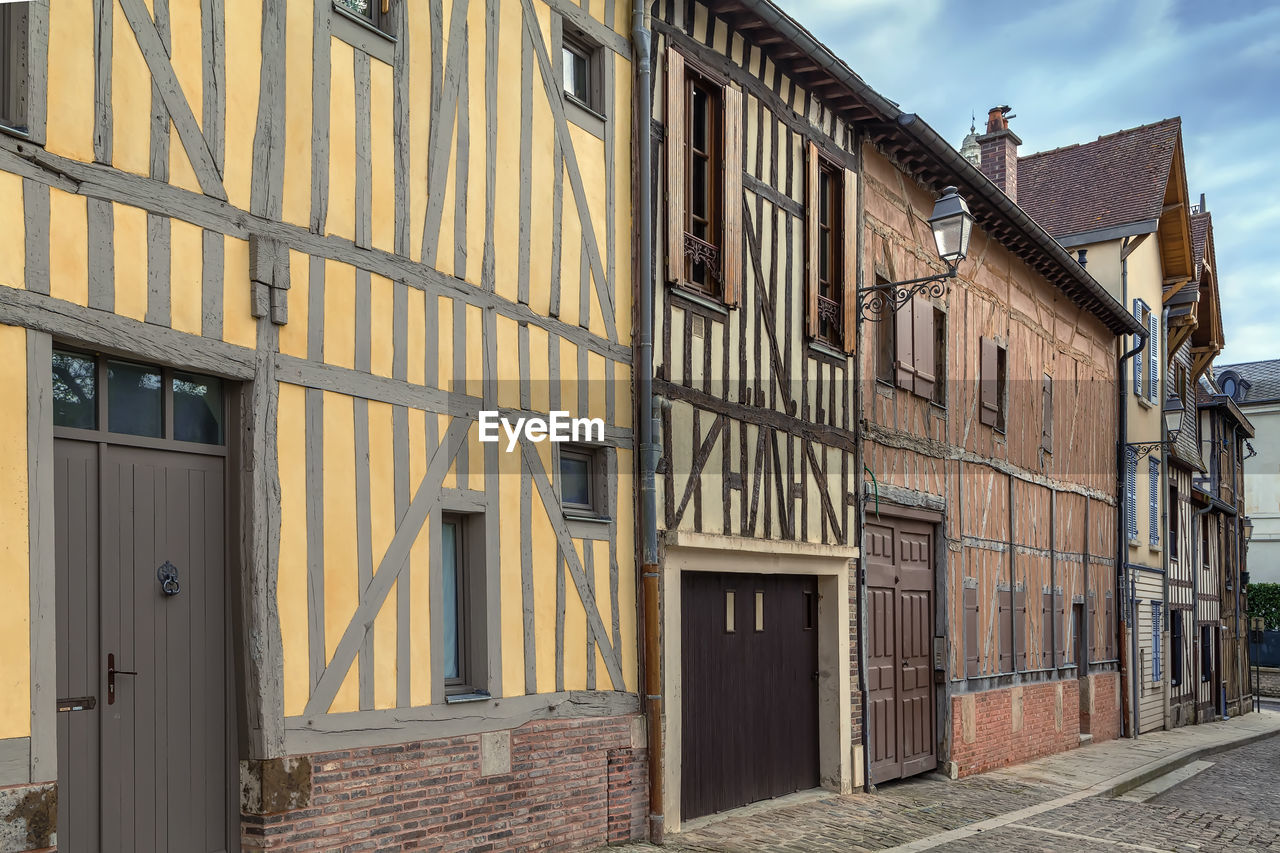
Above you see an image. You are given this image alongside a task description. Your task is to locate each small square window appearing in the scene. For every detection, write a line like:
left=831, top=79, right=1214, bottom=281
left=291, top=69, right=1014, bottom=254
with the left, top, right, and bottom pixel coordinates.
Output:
left=52, top=350, right=97, bottom=430
left=561, top=31, right=602, bottom=115
left=559, top=445, right=606, bottom=518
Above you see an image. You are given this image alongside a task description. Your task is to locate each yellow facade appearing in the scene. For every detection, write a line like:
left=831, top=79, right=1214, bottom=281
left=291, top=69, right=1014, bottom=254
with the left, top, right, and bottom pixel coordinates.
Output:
left=0, top=0, right=637, bottom=770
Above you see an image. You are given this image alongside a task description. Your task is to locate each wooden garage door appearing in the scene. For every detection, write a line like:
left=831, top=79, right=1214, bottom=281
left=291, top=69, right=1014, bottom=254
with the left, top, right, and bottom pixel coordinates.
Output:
left=681, top=572, right=819, bottom=820
left=866, top=518, right=936, bottom=784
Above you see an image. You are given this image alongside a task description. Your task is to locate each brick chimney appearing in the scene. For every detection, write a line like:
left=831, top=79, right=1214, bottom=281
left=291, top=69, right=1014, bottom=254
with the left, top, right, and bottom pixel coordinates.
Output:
left=976, top=106, right=1021, bottom=201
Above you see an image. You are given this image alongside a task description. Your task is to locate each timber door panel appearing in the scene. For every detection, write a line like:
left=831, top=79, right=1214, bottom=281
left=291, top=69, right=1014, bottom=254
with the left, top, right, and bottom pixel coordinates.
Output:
left=681, top=572, right=819, bottom=820
left=55, top=440, right=102, bottom=853
left=56, top=439, right=233, bottom=853
left=866, top=518, right=937, bottom=784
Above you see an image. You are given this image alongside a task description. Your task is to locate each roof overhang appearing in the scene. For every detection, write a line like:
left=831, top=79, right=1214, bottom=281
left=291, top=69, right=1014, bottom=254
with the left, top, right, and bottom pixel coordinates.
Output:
left=700, top=0, right=1144, bottom=338
left=1057, top=220, right=1159, bottom=249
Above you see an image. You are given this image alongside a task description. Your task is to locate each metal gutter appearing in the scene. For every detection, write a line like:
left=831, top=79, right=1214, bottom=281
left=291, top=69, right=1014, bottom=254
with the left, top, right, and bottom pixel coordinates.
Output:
left=632, top=1, right=663, bottom=842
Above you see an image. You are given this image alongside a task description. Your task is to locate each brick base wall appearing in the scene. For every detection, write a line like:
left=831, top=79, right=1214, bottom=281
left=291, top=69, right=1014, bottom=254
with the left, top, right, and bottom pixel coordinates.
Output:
left=949, top=679, right=1081, bottom=777
left=1259, top=667, right=1280, bottom=697
left=242, top=715, right=646, bottom=852
left=1085, top=672, right=1121, bottom=744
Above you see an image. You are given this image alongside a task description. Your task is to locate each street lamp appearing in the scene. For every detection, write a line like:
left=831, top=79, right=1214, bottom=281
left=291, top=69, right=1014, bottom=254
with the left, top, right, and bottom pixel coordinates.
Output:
left=1125, top=396, right=1185, bottom=461
left=857, top=186, right=974, bottom=320
left=1243, top=516, right=1254, bottom=542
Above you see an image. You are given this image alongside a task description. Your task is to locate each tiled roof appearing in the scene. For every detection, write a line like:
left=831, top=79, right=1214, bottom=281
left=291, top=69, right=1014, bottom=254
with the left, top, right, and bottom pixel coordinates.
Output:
left=1017, top=118, right=1182, bottom=239
left=1216, top=359, right=1280, bottom=404
left=1191, top=211, right=1210, bottom=278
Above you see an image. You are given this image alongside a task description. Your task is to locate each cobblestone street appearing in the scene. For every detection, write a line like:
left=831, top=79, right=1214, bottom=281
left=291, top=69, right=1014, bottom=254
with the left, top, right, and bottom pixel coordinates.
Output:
left=610, top=714, right=1280, bottom=852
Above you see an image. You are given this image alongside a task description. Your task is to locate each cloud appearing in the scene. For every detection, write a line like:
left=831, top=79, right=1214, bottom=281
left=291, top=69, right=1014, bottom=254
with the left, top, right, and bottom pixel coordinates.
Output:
left=775, top=0, right=1280, bottom=363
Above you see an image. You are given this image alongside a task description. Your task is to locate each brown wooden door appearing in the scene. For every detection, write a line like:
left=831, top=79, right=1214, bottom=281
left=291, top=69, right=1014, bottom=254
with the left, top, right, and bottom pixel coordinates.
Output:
left=681, top=572, right=819, bottom=820
left=866, top=518, right=937, bottom=784
left=56, top=438, right=236, bottom=852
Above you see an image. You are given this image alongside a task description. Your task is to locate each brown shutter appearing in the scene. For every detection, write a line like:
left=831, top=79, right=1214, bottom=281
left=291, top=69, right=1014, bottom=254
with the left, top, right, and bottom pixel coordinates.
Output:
left=1105, top=596, right=1114, bottom=659
left=664, top=48, right=685, bottom=285
left=1013, top=588, right=1027, bottom=671
left=1054, top=591, right=1066, bottom=667
left=805, top=141, right=820, bottom=338
left=1087, top=591, right=1098, bottom=664
left=721, top=83, right=743, bottom=306
left=841, top=169, right=858, bottom=354
left=998, top=588, right=1012, bottom=672
left=980, top=337, right=998, bottom=426
left=894, top=296, right=915, bottom=389
left=1041, top=592, right=1053, bottom=668
left=912, top=298, right=935, bottom=399
left=964, top=586, right=979, bottom=677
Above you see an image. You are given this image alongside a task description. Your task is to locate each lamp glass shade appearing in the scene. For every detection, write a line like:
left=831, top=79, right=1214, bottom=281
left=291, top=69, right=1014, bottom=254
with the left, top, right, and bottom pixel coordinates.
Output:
left=1163, top=397, right=1184, bottom=437
left=929, top=187, right=974, bottom=265
left=1243, top=517, right=1254, bottom=541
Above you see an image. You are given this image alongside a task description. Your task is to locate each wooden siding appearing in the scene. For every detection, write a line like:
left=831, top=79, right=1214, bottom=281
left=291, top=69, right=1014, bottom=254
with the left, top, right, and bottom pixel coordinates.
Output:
left=0, top=0, right=637, bottom=760
left=859, top=143, right=1121, bottom=685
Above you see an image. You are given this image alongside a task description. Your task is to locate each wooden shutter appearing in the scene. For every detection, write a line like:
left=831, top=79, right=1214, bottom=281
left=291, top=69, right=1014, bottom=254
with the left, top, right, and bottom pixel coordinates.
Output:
left=842, top=169, right=858, bottom=354
left=1151, top=603, right=1162, bottom=683
left=980, top=337, right=998, bottom=426
left=805, top=141, right=820, bottom=338
left=964, top=586, right=979, bottom=677
left=1148, top=457, right=1160, bottom=546
left=1126, top=449, right=1138, bottom=541
left=1105, top=595, right=1114, bottom=659
left=912, top=298, right=935, bottom=399
left=1041, top=374, right=1053, bottom=452
left=721, top=83, right=743, bottom=306
left=1054, top=591, right=1066, bottom=667
left=1133, top=301, right=1145, bottom=398
left=1013, top=588, right=1027, bottom=671
left=998, top=588, right=1012, bottom=672
left=895, top=297, right=915, bottom=389
left=1148, top=308, right=1159, bottom=402
left=1041, top=592, right=1054, bottom=668
left=664, top=48, right=685, bottom=285
left=1087, top=591, right=1098, bottom=664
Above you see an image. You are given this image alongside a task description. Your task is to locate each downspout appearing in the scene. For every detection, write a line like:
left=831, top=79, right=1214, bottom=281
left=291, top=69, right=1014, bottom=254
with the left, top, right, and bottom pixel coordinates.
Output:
left=1192, top=500, right=1212, bottom=722
left=1231, top=424, right=1242, bottom=712
left=632, top=3, right=663, bottom=843
left=1116, top=236, right=1145, bottom=738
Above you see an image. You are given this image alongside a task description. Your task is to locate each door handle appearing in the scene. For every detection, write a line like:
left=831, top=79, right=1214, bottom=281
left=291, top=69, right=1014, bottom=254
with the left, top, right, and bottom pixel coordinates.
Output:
left=107, top=653, right=137, bottom=705
left=901, top=658, right=910, bottom=668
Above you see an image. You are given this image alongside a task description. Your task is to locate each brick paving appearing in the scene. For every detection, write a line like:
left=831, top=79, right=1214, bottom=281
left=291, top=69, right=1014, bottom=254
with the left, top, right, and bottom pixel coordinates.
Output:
left=606, top=712, right=1280, bottom=852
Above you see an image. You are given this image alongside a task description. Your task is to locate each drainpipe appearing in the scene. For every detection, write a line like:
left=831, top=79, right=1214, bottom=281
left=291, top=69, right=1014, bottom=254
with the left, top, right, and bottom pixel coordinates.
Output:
left=632, top=2, right=663, bottom=843
left=1116, top=235, right=1146, bottom=732
left=1116, top=236, right=1146, bottom=739
left=1192, top=501, right=1212, bottom=722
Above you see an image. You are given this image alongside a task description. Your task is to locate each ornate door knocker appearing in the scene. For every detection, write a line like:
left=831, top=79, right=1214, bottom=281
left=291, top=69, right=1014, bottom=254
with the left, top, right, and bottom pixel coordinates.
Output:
left=157, top=561, right=181, bottom=597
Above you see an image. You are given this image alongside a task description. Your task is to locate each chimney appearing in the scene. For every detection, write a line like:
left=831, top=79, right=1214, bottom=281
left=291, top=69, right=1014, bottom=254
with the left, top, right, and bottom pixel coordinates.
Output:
left=976, top=106, right=1021, bottom=201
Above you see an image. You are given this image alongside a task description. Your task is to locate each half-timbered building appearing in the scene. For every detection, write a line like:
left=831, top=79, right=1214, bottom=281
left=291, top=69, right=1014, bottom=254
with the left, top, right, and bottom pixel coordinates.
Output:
left=0, top=0, right=646, bottom=849
left=642, top=1, right=1142, bottom=826
left=1018, top=117, right=1196, bottom=737
left=860, top=106, right=1140, bottom=779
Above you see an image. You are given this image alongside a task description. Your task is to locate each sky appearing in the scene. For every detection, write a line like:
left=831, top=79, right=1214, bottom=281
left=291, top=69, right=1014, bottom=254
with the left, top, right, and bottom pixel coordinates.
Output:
left=775, top=0, right=1280, bottom=366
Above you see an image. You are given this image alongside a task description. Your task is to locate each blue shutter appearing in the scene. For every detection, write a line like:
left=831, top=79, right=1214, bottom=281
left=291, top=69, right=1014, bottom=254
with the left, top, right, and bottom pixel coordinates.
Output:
left=1148, top=309, right=1159, bottom=402
left=1151, top=602, right=1162, bottom=683
left=1149, top=457, right=1160, bottom=546
left=1133, top=300, right=1144, bottom=399
left=1126, top=449, right=1138, bottom=541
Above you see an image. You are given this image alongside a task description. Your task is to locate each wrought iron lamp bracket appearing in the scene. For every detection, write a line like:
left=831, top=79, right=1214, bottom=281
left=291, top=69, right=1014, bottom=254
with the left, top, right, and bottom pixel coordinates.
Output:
left=1124, top=440, right=1174, bottom=462
left=855, top=265, right=956, bottom=322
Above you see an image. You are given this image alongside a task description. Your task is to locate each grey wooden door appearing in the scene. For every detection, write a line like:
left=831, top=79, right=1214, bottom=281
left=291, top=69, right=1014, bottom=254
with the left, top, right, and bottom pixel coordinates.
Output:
left=56, top=438, right=235, bottom=852
left=866, top=517, right=937, bottom=784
